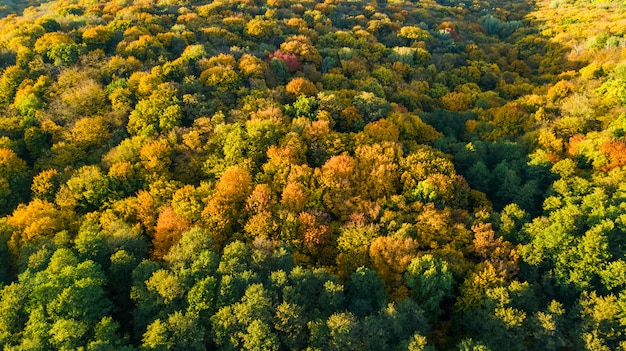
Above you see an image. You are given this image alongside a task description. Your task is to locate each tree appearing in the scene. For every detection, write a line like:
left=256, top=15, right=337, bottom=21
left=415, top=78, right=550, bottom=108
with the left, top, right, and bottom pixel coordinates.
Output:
left=11, top=76, right=47, bottom=117
left=280, top=182, right=308, bottom=213
left=82, top=25, right=115, bottom=51
left=279, top=35, right=322, bottom=65
left=325, top=312, right=360, bottom=351
left=0, top=66, right=26, bottom=108
left=405, top=255, right=453, bottom=318
left=389, top=111, right=442, bottom=145
left=336, top=223, right=379, bottom=278
left=142, top=312, right=205, bottom=351
left=319, top=154, right=356, bottom=219
left=273, top=302, right=308, bottom=350
left=268, top=59, right=290, bottom=86
left=242, top=319, right=279, bottom=351
left=34, top=32, right=82, bottom=65
left=575, top=291, right=625, bottom=351
left=487, top=102, right=533, bottom=140
left=369, top=236, right=417, bottom=299
left=268, top=51, right=301, bottom=73
left=239, top=54, right=265, bottom=77
left=7, top=199, right=67, bottom=255
left=354, top=142, right=401, bottom=200
left=0, top=282, right=29, bottom=348
left=458, top=279, right=536, bottom=351
left=13, top=249, right=115, bottom=350
left=200, top=66, right=240, bottom=93
left=140, top=138, right=173, bottom=181
left=399, top=26, right=431, bottom=41
left=363, top=119, right=400, bottom=143
left=0, top=148, right=29, bottom=215
left=202, top=165, right=253, bottom=247
left=286, top=77, right=317, bottom=97
left=353, top=92, right=391, bottom=124
left=57, top=165, right=112, bottom=212
left=211, top=283, right=275, bottom=351
left=457, top=339, right=492, bottom=351
left=346, top=267, right=386, bottom=317
left=407, top=334, right=436, bottom=351
left=68, top=116, right=111, bottom=152
left=50, top=75, right=107, bottom=123
left=152, top=208, right=191, bottom=260
left=245, top=17, right=279, bottom=41
left=470, top=223, right=519, bottom=277
left=598, top=140, right=626, bottom=171
left=127, top=83, right=182, bottom=136
left=165, top=227, right=216, bottom=272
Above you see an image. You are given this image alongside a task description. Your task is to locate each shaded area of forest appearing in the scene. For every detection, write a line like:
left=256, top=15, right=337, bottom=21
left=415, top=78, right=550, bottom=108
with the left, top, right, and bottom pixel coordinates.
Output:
left=1, top=0, right=626, bottom=350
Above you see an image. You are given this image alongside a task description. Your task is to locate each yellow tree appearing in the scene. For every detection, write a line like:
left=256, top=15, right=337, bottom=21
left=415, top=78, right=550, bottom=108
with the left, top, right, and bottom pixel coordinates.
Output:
left=471, top=223, right=520, bottom=277
left=244, top=184, right=278, bottom=240
left=202, top=165, right=253, bottom=247
left=369, top=236, right=418, bottom=299
left=280, top=35, right=322, bottom=64
left=238, top=54, right=265, bottom=78
left=31, top=169, right=60, bottom=202
left=285, top=77, right=318, bottom=98
left=7, top=199, right=68, bottom=255
left=281, top=182, right=308, bottom=213
left=319, top=154, right=357, bottom=219
left=67, top=116, right=111, bottom=154
left=139, top=138, right=173, bottom=181
left=354, top=142, right=402, bottom=201
left=82, top=25, right=114, bottom=50
left=362, top=119, right=400, bottom=143
left=244, top=17, right=279, bottom=40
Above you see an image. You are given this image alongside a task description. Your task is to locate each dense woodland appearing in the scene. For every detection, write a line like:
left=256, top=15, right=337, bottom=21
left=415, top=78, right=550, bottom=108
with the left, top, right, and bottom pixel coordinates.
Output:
left=0, top=0, right=626, bottom=349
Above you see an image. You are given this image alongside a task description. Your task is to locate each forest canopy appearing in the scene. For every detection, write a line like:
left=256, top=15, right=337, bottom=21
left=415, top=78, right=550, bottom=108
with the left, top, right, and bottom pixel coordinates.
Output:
left=1, top=0, right=626, bottom=350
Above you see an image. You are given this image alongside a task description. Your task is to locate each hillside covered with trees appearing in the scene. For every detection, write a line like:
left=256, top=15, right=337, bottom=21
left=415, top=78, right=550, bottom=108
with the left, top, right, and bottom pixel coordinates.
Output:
left=1, top=0, right=626, bottom=349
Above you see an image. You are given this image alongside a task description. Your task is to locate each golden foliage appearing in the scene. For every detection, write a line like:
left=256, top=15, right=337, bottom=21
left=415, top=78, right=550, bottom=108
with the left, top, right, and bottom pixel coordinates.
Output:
left=152, top=207, right=191, bottom=259
left=286, top=77, right=318, bottom=97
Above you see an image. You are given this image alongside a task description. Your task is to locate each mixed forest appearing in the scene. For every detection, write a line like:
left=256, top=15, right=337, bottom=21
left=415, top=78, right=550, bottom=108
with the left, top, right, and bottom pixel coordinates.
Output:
left=1, top=0, right=626, bottom=349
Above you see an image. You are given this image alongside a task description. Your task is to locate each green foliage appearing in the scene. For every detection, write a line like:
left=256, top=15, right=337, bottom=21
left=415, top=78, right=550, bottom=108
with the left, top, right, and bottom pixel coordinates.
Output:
left=0, top=148, right=29, bottom=215
left=0, top=66, right=26, bottom=108
left=284, top=95, right=318, bottom=118
left=2, top=248, right=123, bottom=350
left=346, top=267, right=386, bottom=317
left=479, top=15, right=523, bottom=38
left=60, top=165, right=112, bottom=212
left=128, top=83, right=182, bottom=136
left=405, top=255, right=454, bottom=318
left=353, top=92, right=391, bottom=125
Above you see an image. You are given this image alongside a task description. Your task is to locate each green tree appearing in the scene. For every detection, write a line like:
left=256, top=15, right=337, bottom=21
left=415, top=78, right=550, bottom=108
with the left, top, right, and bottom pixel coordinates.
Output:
left=242, top=319, right=279, bottom=351
left=8, top=248, right=118, bottom=350
left=142, top=312, right=205, bottom=351
left=346, top=267, right=386, bottom=317
left=405, top=255, right=454, bottom=318
left=325, top=312, right=360, bottom=351
left=0, top=66, right=26, bottom=108
left=0, top=148, right=29, bottom=215
left=211, top=283, right=275, bottom=351
left=353, top=92, right=391, bottom=125
left=127, top=83, right=182, bottom=136
left=0, top=282, right=29, bottom=348
left=274, top=302, right=308, bottom=350
left=57, top=165, right=112, bottom=212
